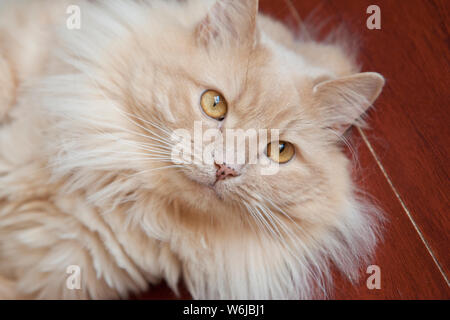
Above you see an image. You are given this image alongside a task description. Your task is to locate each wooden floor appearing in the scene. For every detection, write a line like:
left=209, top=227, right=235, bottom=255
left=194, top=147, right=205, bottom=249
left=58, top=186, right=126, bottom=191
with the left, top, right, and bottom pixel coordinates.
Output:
left=138, top=0, right=449, bottom=300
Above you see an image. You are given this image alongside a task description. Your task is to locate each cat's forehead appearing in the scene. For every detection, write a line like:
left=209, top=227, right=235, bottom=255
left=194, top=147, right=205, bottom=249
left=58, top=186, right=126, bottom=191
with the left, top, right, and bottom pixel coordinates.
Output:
left=200, top=48, right=314, bottom=131
left=150, top=37, right=318, bottom=132
left=224, top=78, right=303, bottom=129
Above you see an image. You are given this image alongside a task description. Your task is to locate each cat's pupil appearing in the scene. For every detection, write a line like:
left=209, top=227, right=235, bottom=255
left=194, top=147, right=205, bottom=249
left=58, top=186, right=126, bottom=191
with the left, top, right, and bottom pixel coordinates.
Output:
left=279, top=143, right=285, bottom=154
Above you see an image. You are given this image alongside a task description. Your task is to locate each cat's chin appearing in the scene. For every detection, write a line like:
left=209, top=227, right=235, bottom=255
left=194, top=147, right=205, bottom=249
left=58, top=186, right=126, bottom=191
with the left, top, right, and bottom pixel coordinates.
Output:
left=192, top=177, right=223, bottom=197
left=181, top=170, right=235, bottom=202
left=179, top=170, right=219, bottom=194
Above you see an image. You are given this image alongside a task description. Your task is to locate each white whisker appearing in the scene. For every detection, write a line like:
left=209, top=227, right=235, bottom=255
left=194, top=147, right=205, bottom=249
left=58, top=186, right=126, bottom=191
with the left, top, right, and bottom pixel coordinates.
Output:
left=126, top=165, right=184, bottom=178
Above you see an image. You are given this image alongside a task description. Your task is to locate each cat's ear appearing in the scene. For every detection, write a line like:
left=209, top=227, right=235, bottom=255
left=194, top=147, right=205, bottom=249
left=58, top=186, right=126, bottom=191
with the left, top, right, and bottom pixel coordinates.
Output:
left=195, top=0, right=259, bottom=47
left=313, top=72, right=385, bottom=135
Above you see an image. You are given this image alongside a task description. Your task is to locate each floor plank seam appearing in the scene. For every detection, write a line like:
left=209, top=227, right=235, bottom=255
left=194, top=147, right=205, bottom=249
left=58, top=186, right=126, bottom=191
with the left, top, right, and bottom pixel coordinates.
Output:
left=284, top=0, right=303, bottom=24
left=357, top=127, right=449, bottom=286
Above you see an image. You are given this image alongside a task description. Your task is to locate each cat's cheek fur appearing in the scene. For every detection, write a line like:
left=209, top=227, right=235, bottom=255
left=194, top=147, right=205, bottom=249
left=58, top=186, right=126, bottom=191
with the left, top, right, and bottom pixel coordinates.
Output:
left=175, top=197, right=379, bottom=299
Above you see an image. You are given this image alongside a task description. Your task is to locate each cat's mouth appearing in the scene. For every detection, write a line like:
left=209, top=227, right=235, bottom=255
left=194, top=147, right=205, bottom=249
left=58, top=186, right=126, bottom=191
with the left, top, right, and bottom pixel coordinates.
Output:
left=180, top=166, right=236, bottom=200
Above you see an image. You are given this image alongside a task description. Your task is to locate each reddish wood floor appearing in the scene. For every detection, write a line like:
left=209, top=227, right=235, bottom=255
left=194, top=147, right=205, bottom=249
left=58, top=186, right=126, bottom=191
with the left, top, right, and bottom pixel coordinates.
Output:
left=138, top=0, right=449, bottom=300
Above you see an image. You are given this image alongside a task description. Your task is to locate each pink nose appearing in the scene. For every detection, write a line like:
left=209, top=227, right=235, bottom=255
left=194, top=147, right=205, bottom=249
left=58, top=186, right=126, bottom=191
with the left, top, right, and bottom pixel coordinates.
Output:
left=215, top=163, right=238, bottom=182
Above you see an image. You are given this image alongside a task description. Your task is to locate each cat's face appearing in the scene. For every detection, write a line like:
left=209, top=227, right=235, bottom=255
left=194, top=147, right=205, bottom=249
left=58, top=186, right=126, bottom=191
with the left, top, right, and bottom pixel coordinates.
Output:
left=116, top=6, right=312, bottom=220
left=102, top=0, right=383, bottom=225
left=68, top=0, right=383, bottom=228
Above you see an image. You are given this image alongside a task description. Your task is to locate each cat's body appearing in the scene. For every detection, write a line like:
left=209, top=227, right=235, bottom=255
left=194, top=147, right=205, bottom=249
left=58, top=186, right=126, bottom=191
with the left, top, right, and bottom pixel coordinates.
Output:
left=0, top=0, right=384, bottom=299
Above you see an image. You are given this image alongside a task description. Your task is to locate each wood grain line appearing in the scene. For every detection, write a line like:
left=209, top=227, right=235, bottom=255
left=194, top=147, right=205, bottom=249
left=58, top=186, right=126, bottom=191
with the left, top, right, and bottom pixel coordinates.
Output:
left=358, top=127, right=450, bottom=287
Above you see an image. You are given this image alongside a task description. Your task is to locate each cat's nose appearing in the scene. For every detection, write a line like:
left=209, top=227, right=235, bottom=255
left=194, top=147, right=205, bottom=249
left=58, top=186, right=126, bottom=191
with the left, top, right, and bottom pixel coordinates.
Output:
left=215, top=163, right=239, bottom=182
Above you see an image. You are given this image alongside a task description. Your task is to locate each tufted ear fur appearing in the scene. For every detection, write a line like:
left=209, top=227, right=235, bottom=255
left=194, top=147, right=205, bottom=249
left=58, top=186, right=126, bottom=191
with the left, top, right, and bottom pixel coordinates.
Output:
left=313, top=72, right=385, bottom=135
left=195, top=0, right=259, bottom=48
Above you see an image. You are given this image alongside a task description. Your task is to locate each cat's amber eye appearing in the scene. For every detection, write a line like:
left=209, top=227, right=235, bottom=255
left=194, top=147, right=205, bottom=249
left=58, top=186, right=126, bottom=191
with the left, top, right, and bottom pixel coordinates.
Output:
left=266, top=141, right=295, bottom=164
left=200, top=90, right=228, bottom=121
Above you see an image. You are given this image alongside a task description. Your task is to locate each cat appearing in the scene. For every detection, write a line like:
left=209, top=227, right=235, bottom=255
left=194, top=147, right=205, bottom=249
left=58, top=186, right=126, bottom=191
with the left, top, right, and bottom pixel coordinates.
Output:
left=0, top=0, right=385, bottom=299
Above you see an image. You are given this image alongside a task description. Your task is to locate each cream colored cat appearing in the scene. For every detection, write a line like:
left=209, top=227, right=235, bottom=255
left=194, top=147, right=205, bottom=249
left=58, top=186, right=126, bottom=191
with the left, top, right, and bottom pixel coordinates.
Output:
left=0, top=0, right=385, bottom=299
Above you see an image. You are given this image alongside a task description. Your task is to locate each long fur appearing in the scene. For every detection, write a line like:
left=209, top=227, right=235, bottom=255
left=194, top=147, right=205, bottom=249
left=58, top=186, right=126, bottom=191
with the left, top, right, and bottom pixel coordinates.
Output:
left=0, top=0, right=384, bottom=299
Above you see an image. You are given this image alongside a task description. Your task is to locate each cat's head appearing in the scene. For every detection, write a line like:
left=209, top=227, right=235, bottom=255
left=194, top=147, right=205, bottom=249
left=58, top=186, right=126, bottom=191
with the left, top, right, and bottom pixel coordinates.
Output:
left=53, top=0, right=384, bottom=229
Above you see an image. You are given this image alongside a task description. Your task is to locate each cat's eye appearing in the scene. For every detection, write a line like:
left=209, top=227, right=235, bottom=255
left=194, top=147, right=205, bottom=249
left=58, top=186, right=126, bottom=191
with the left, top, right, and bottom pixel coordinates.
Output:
left=266, top=141, right=295, bottom=164
left=200, top=90, right=227, bottom=121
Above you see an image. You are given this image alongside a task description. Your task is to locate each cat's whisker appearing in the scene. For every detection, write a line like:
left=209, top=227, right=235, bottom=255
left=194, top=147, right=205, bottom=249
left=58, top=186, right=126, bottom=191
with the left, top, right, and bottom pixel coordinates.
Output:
left=120, top=110, right=174, bottom=139
left=243, top=199, right=325, bottom=294
left=55, top=155, right=175, bottom=164
left=86, top=150, right=173, bottom=157
left=135, top=143, right=173, bottom=153
left=254, top=203, right=285, bottom=242
left=116, top=141, right=174, bottom=156
left=120, top=127, right=174, bottom=148
left=240, top=202, right=264, bottom=236
left=66, top=56, right=176, bottom=150
left=127, top=165, right=184, bottom=178
left=109, top=158, right=175, bottom=162
left=99, top=133, right=174, bottom=152
left=329, top=128, right=360, bottom=173
left=257, top=205, right=324, bottom=288
left=238, top=188, right=282, bottom=241
left=118, top=114, right=175, bottom=146
left=259, top=197, right=317, bottom=248
left=46, top=67, right=179, bottom=170
left=242, top=201, right=275, bottom=239
left=258, top=201, right=329, bottom=296
left=57, top=114, right=174, bottom=150
left=265, top=199, right=308, bottom=234
left=238, top=187, right=316, bottom=256
left=170, top=141, right=205, bottom=164
left=99, top=100, right=175, bottom=143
